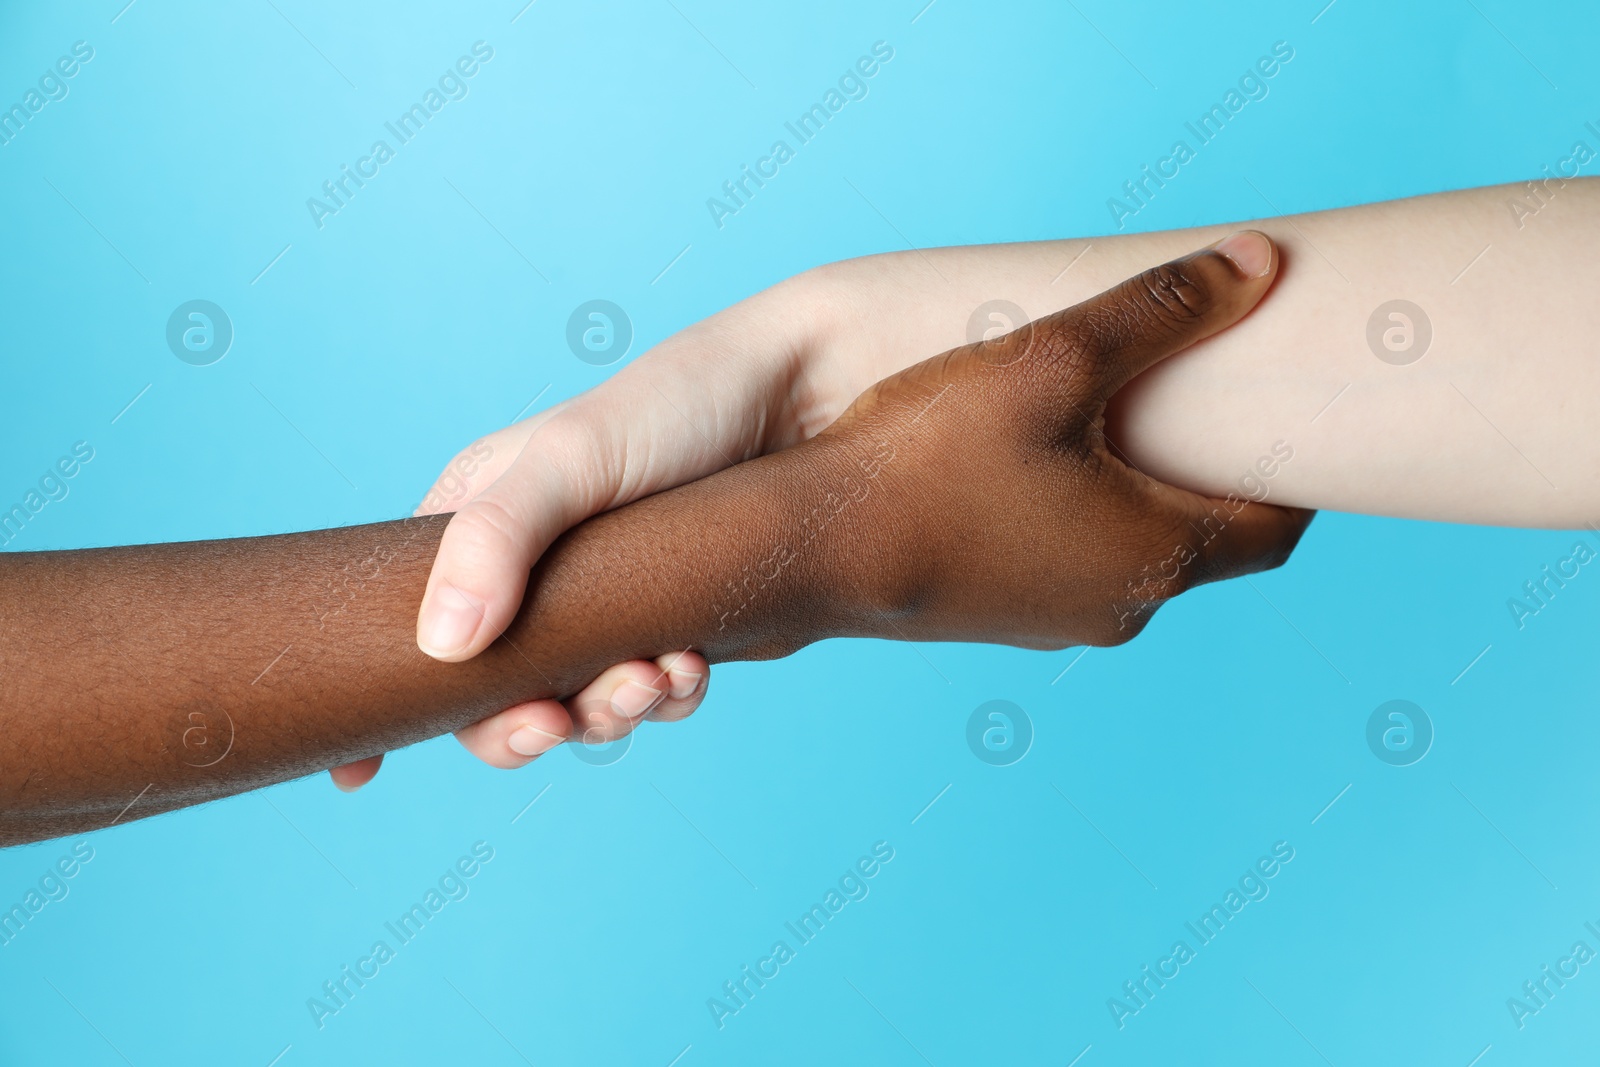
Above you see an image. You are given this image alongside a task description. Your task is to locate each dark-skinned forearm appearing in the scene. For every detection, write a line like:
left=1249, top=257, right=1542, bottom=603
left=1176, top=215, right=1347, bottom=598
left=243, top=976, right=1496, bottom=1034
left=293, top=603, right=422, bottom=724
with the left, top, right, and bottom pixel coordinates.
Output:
left=0, top=435, right=891, bottom=845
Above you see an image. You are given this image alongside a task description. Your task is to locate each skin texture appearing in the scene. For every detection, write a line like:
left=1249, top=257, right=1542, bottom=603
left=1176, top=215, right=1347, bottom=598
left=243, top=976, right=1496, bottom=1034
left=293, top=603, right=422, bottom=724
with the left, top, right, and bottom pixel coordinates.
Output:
left=820, top=179, right=1600, bottom=523
left=409, top=179, right=1600, bottom=785
left=0, top=236, right=1308, bottom=846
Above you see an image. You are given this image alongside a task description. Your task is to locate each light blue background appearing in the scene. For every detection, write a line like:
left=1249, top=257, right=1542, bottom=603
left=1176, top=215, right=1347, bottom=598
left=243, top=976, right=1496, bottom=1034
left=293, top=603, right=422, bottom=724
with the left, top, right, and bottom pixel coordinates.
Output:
left=2, top=1, right=1597, bottom=1063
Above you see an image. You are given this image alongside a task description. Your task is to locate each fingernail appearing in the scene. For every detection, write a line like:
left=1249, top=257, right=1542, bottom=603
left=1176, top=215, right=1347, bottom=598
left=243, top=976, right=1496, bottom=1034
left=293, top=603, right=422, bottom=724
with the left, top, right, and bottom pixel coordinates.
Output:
left=613, top=680, right=665, bottom=719
left=417, top=589, right=485, bottom=657
left=1213, top=230, right=1273, bottom=278
left=333, top=779, right=363, bottom=794
left=668, top=671, right=703, bottom=700
left=508, top=725, right=565, bottom=758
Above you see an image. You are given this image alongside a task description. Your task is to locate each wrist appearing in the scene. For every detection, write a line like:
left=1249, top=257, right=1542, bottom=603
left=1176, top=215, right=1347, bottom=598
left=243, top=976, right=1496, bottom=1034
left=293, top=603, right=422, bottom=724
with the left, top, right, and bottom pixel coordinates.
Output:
left=768, top=260, right=889, bottom=417
left=769, top=428, right=920, bottom=642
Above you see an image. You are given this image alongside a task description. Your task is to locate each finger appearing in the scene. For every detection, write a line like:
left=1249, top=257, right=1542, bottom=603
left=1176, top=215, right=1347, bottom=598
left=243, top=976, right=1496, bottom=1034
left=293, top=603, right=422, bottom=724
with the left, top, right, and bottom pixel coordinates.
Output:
left=328, top=754, right=383, bottom=793
left=417, top=345, right=788, bottom=662
left=564, top=661, right=672, bottom=745
left=454, top=699, right=573, bottom=770
left=1188, top=498, right=1316, bottom=588
left=645, top=650, right=710, bottom=723
left=415, top=430, right=590, bottom=660
left=1026, top=230, right=1279, bottom=405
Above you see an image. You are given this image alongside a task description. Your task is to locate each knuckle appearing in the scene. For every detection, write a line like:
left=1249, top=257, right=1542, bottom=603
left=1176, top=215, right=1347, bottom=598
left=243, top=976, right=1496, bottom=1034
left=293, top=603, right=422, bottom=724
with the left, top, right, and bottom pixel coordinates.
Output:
left=1107, top=566, right=1185, bottom=642
left=1138, top=569, right=1188, bottom=606
left=650, top=700, right=698, bottom=724
left=1018, top=309, right=1107, bottom=392
left=531, top=411, right=622, bottom=514
left=1259, top=541, right=1296, bottom=573
left=1131, top=262, right=1211, bottom=333
left=572, top=700, right=631, bottom=744
left=1232, top=531, right=1300, bottom=580
left=1261, top=511, right=1312, bottom=570
left=1243, top=531, right=1297, bottom=576
left=1092, top=608, right=1148, bottom=647
left=449, top=496, right=527, bottom=558
left=658, top=649, right=698, bottom=674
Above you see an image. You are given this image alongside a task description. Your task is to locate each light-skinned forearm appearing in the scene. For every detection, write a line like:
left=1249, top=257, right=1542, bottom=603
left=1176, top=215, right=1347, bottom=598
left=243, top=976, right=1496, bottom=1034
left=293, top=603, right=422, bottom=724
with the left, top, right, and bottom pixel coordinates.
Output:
left=804, top=179, right=1598, bottom=526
